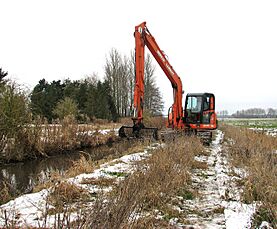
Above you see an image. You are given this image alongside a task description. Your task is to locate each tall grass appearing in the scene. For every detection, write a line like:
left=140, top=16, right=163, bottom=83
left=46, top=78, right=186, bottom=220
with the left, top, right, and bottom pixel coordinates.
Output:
left=0, top=116, right=118, bottom=163
left=83, top=136, right=203, bottom=228
left=0, top=133, right=204, bottom=228
left=221, top=124, right=277, bottom=227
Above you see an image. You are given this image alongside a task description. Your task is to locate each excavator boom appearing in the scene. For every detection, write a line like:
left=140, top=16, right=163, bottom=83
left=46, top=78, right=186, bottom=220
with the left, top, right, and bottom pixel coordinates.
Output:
left=119, top=22, right=217, bottom=141
left=133, top=22, right=184, bottom=129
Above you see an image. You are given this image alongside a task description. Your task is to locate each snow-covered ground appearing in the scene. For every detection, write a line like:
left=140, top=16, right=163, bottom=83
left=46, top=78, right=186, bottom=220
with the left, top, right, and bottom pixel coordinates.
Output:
left=77, top=128, right=119, bottom=136
left=170, top=130, right=257, bottom=229
left=0, top=130, right=262, bottom=228
left=0, top=143, right=161, bottom=228
left=222, top=118, right=277, bottom=137
left=249, top=127, right=277, bottom=137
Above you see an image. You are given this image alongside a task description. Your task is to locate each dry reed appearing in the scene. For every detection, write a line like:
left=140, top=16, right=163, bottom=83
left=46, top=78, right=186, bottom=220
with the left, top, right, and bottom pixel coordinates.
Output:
left=83, top=136, right=203, bottom=228
left=0, top=116, right=118, bottom=162
left=221, top=124, right=277, bottom=227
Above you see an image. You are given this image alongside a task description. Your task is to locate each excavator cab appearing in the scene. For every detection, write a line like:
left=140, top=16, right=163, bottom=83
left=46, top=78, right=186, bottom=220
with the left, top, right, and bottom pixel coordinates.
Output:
left=184, top=93, right=217, bottom=130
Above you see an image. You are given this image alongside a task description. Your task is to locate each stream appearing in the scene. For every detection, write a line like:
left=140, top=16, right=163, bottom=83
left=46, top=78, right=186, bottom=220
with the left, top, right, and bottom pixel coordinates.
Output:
left=0, top=139, right=136, bottom=198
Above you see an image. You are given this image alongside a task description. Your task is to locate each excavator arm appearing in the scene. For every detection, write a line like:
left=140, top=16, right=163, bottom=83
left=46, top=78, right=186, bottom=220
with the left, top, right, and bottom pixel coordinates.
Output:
left=133, top=22, right=184, bottom=129
left=119, top=21, right=217, bottom=141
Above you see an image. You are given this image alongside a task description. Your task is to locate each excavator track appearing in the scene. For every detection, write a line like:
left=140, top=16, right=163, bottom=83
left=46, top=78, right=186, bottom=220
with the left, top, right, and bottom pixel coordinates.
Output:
left=160, top=128, right=213, bottom=144
left=119, top=125, right=213, bottom=145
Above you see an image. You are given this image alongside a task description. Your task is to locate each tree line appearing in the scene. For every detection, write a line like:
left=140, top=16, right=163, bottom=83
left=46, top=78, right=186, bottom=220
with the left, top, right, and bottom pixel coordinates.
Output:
left=1, top=48, right=164, bottom=124
left=30, top=76, right=118, bottom=122
left=218, top=108, right=277, bottom=118
left=232, top=108, right=277, bottom=118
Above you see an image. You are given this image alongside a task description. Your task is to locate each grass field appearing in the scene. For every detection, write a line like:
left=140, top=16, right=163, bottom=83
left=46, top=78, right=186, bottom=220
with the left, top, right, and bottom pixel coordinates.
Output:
left=220, top=118, right=277, bottom=137
left=221, top=118, right=277, bottom=129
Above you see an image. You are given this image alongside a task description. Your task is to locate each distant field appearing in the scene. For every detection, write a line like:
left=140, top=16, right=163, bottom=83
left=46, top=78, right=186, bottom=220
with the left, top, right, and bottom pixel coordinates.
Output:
left=221, top=118, right=277, bottom=137
left=221, top=118, right=277, bottom=129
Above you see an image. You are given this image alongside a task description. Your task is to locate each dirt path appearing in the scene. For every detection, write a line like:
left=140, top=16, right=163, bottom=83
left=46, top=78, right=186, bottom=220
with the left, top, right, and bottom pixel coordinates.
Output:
left=177, top=130, right=255, bottom=228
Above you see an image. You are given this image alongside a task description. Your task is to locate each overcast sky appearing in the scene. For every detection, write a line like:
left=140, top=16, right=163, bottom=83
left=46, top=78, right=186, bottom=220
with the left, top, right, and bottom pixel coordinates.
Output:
left=1, top=0, right=277, bottom=114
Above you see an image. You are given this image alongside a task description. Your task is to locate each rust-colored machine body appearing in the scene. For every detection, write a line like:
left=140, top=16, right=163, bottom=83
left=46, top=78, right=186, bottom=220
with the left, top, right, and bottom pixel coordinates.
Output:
left=119, top=22, right=217, bottom=140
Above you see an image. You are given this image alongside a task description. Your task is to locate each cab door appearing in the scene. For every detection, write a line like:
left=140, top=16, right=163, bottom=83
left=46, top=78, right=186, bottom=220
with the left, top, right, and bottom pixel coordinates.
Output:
left=184, top=95, right=203, bottom=125
left=201, top=94, right=217, bottom=129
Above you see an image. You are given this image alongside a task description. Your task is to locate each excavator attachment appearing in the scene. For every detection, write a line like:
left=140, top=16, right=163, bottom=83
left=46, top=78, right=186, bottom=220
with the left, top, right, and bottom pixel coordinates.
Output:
left=119, top=125, right=158, bottom=140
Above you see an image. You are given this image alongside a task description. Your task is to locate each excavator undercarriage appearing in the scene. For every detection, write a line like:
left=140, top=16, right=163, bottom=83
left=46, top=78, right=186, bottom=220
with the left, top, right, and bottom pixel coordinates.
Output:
left=119, top=125, right=214, bottom=144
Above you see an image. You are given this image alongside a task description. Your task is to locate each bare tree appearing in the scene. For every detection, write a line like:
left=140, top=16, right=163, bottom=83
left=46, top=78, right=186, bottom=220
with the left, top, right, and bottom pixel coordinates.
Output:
left=143, top=54, right=164, bottom=115
left=267, top=108, right=276, bottom=118
left=105, top=49, right=164, bottom=117
left=129, top=52, right=164, bottom=116
left=104, top=48, right=122, bottom=116
left=128, top=51, right=135, bottom=116
left=81, top=73, right=99, bottom=86
left=218, top=110, right=229, bottom=118
left=232, top=108, right=268, bottom=118
left=120, top=56, right=130, bottom=116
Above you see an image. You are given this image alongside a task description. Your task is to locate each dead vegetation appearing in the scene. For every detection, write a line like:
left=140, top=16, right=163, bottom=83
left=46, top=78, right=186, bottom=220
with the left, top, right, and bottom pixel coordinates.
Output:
left=66, top=155, right=94, bottom=177
left=0, top=116, right=119, bottom=163
left=80, top=177, right=116, bottom=187
left=22, top=135, right=203, bottom=228
left=0, top=181, right=12, bottom=205
left=82, top=136, right=204, bottom=228
left=119, top=115, right=166, bottom=131
left=48, top=182, right=91, bottom=212
left=221, top=124, right=277, bottom=227
left=0, top=130, right=208, bottom=228
left=30, top=139, right=152, bottom=197
left=143, top=115, right=166, bottom=130
left=32, top=155, right=95, bottom=193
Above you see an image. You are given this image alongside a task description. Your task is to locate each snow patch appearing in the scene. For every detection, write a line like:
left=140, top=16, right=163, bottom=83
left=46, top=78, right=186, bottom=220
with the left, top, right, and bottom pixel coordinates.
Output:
left=224, top=202, right=256, bottom=229
left=0, top=189, right=50, bottom=226
left=0, top=141, right=160, bottom=228
left=174, top=130, right=257, bottom=228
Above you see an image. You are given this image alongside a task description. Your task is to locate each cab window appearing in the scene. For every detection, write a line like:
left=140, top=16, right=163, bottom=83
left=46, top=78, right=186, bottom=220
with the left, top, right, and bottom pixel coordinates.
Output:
left=203, top=96, right=210, bottom=111
left=187, top=96, right=202, bottom=113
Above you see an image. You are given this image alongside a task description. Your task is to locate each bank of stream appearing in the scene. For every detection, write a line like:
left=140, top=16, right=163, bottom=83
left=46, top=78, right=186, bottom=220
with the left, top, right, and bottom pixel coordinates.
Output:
left=0, top=138, right=141, bottom=201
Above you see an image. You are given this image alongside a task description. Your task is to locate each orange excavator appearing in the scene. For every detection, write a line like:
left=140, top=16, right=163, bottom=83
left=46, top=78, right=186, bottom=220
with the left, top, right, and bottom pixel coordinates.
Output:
left=119, top=22, right=217, bottom=141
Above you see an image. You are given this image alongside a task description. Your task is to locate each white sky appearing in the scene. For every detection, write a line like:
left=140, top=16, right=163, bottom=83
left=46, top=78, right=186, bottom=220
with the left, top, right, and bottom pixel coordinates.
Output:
left=1, top=0, right=277, bottom=114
